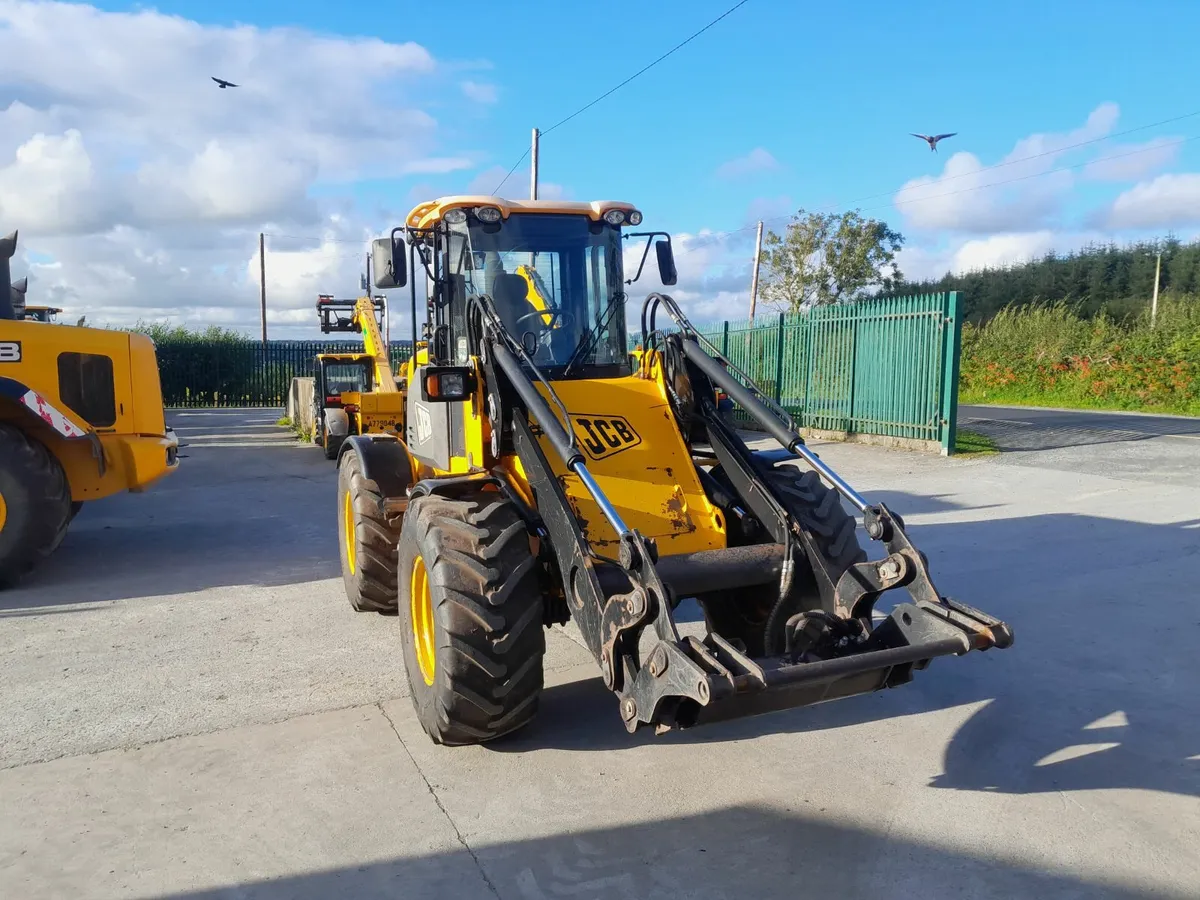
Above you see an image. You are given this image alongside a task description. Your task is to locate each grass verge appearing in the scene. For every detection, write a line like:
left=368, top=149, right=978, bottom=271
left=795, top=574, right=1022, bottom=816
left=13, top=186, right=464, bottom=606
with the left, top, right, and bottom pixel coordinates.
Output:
left=954, top=428, right=999, bottom=456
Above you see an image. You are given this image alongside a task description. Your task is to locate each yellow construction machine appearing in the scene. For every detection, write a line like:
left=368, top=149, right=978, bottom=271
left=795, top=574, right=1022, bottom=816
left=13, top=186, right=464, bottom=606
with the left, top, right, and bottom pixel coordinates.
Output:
left=311, top=293, right=406, bottom=461
left=331, top=197, right=1013, bottom=744
left=0, top=231, right=177, bottom=587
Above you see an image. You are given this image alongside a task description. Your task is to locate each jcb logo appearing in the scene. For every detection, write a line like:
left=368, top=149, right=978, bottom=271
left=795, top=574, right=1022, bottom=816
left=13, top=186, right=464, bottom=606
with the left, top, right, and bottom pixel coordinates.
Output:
left=0, top=341, right=20, bottom=362
left=571, top=414, right=641, bottom=460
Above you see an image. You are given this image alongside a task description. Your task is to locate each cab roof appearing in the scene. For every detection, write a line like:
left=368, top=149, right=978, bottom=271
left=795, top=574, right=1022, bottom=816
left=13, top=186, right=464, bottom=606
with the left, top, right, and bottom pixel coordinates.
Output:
left=404, top=196, right=637, bottom=230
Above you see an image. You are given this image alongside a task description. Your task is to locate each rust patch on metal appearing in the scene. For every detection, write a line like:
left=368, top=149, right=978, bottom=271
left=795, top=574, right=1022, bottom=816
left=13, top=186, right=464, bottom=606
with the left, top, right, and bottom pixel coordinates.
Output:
left=661, top=485, right=695, bottom=534
left=559, top=474, right=593, bottom=543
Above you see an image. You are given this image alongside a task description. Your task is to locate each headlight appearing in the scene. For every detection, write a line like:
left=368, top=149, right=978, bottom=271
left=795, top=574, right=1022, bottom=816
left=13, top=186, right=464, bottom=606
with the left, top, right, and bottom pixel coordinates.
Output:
left=627, top=210, right=643, bottom=226
left=475, top=206, right=502, bottom=223
left=443, top=208, right=467, bottom=224
left=603, top=209, right=626, bottom=226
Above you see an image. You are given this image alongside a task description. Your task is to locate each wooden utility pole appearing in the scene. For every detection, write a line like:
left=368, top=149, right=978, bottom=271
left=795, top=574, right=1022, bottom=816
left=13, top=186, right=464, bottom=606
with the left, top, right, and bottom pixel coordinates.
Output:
left=748, top=220, right=764, bottom=323
left=530, top=128, right=539, bottom=200
left=259, top=232, right=267, bottom=344
left=1151, top=251, right=1161, bottom=327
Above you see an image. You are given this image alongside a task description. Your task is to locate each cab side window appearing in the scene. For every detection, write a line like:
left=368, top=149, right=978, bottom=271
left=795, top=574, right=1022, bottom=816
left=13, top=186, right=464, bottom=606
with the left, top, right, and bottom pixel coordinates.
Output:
left=57, top=352, right=116, bottom=427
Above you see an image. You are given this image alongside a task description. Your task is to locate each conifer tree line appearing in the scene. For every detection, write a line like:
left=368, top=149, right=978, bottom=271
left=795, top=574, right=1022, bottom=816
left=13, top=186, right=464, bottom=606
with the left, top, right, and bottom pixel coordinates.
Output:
left=890, top=236, right=1200, bottom=322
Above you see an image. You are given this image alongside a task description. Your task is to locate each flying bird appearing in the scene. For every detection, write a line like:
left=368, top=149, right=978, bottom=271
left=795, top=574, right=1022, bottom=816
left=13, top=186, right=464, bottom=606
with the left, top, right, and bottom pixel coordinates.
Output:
left=911, top=132, right=956, bottom=152
left=212, top=77, right=238, bottom=89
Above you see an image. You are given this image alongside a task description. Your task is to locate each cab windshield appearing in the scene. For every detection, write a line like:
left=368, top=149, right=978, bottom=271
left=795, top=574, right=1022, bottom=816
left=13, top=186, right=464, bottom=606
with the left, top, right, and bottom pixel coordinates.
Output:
left=444, top=212, right=628, bottom=372
left=324, top=362, right=369, bottom=395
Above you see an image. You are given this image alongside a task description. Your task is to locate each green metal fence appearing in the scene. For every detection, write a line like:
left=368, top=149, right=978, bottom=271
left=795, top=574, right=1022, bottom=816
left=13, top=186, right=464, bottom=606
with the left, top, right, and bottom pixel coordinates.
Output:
left=158, top=292, right=962, bottom=450
left=639, top=292, right=963, bottom=453
left=156, top=340, right=413, bottom=408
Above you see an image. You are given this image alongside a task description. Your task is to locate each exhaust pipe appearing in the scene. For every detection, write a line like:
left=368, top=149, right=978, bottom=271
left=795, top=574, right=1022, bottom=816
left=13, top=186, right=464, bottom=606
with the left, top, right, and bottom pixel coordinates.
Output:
left=0, top=231, right=16, bottom=321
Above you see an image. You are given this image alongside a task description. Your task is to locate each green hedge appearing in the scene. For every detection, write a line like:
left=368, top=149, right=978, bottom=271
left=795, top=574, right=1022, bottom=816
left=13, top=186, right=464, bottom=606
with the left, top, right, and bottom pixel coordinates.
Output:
left=960, top=296, right=1200, bottom=416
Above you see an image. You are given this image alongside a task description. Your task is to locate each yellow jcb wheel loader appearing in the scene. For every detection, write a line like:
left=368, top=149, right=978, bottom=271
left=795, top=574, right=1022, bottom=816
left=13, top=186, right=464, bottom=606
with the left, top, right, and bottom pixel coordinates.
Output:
left=0, top=230, right=177, bottom=587
left=334, top=196, right=1013, bottom=745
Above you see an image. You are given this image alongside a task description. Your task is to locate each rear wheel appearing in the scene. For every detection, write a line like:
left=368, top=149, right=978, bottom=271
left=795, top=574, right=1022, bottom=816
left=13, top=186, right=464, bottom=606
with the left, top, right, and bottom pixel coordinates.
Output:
left=0, top=425, right=72, bottom=589
left=699, top=463, right=866, bottom=656
left=337, top=450, right=401, bottom=612
left=397, top=491, right=545, bottom=745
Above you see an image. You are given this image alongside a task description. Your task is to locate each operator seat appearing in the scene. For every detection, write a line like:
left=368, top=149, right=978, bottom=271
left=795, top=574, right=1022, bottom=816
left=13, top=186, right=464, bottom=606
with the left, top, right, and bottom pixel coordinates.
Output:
left=491, top=272, right=534, bottom=335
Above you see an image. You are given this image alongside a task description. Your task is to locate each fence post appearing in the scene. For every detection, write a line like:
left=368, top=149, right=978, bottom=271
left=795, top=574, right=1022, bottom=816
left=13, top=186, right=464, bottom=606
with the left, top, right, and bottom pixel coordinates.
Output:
left=940, top=291, right=963, bottom=455
left=721, top=320, right=729, bottom=358
left=773, top=312, right=785, bottom=405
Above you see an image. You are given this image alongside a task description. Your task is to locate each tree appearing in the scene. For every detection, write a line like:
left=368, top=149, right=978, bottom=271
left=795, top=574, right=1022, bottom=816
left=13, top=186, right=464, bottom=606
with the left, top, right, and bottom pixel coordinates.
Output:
left=759, top=208, right=905, bottom=313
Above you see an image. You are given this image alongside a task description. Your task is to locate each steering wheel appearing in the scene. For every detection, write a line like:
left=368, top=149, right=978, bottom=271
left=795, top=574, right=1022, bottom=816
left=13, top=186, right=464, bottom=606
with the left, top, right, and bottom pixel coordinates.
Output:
left=514, top=308, right=574, bottom=330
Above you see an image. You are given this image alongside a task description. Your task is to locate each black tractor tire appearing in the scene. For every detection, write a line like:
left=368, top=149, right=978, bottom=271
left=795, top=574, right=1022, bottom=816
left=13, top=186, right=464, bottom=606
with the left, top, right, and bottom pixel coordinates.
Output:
left=323, top=431, right=343, bottom=460
left=397, top=491, right=545, bottom=746
left=699, top=463, right=866, bottom=657
left=0, top=425, right=72, bottom=589
left=47, top=501, right=84, bottom=555
left=337, top=450, right=401, bottom=613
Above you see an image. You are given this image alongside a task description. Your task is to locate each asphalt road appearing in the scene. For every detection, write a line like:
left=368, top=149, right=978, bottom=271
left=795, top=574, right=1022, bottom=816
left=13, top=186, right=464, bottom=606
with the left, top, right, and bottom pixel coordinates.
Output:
left=960, top=403, right=1200, bottom=488
left=1, top=406, right=1197, bottom=899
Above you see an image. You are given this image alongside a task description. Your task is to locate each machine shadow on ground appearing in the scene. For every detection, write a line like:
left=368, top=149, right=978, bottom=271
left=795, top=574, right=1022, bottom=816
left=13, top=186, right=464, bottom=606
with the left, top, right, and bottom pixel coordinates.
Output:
left=0, top=411, right=340, bottom=610
left=496, top=507, right=1200, bottom=805
left=162, top=804, right=1178, bottom=900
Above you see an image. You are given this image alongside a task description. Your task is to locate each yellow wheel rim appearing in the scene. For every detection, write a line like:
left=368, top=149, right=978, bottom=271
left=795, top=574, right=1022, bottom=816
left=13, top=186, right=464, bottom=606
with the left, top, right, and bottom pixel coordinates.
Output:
left=343, top=487, right=356, bottom=575
left=0, top=493, right=7, bottom=533
left=410, top=555, right=436, bottom=686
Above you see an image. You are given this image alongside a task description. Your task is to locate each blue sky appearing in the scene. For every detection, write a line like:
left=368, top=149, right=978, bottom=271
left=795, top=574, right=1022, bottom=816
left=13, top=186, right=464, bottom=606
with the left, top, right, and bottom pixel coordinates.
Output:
left=97, top=0, right=1198, bottom=232
left=4, top=0, right=1200, bottom=333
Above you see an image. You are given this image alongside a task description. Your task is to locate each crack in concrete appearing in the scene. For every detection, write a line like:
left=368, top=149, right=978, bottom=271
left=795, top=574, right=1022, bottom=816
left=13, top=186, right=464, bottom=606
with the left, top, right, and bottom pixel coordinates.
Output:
left=376, top=702, right=502, bottom=900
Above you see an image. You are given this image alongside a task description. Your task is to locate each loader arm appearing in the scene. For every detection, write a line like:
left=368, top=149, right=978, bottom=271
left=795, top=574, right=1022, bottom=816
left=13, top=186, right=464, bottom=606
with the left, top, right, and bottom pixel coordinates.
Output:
left=352, top=296, right=397, bottom=392
left=466, top=290, right=1012, bottom=735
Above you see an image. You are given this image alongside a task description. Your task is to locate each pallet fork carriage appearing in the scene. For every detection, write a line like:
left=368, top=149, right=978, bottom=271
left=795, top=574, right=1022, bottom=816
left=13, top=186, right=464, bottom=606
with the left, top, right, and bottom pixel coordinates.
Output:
left=333, top=196, right=1013, bottom=743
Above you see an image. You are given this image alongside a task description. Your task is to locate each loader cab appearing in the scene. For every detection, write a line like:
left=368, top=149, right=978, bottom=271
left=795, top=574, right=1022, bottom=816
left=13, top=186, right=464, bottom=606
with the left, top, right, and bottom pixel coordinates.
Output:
left=418, top=200, right=670, bottom=381
left=313, top=354, right=373, bottom=409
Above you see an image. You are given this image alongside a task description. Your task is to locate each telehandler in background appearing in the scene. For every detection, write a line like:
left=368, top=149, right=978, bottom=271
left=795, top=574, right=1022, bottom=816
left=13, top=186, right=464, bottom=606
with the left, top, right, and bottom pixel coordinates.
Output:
left=331, top=197, right=1012, bottom=745
left=0, top=231, right=177, bottom=587
left=312, top=293, right=407, bottom=460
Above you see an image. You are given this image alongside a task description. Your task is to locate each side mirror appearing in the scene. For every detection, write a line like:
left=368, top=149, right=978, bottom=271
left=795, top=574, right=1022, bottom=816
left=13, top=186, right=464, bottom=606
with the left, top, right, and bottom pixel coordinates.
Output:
left=655, top=239, right=677, bottom=286
left=371, top=235, right=406, bottom=289
left=421, top=366, right=476, bottom=403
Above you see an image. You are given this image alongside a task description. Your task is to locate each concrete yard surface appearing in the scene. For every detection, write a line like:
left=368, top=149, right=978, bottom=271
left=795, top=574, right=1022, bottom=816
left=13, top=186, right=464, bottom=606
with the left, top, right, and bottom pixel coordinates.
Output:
left=1, top=406, right=1198, bottom=899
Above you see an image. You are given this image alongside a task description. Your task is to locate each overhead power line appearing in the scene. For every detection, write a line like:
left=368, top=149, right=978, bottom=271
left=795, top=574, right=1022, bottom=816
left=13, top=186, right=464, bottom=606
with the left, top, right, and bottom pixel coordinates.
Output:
left=492, top=0, right=752, bottom=193
left=540, top=0, right=751, bottom=138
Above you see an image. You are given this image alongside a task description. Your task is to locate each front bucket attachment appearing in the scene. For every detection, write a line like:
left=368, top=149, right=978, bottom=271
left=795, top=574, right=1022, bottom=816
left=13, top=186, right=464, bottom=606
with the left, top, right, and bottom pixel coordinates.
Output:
left=625, top=598, right=1011, bottom=733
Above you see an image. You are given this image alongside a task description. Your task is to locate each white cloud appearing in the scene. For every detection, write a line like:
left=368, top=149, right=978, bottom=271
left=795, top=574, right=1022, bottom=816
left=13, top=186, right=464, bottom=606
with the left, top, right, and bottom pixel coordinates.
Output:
left=1082, top=137, right=1180, bottom=182
left=951, top=231, right=1066, bottom=272
left=0, top=0, right=471, bottom=334
left=895, top=230, right=1111, bottom=281
left=893, top=103, right=1118, bottom=234
left=461, top=80, right=498, bottom=104
left=623, top=226, right=757, bottom=326
left=1105, top=173, right=1200, bottom=229
left=715, top=148, right=780, bottom=180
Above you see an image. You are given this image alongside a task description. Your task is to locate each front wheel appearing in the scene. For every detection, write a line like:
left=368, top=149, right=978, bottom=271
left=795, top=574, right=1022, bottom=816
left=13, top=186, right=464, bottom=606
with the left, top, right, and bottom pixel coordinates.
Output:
left=698, top=463, right=866, bottom=656
left=397, top=491, right=545, bottom=745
